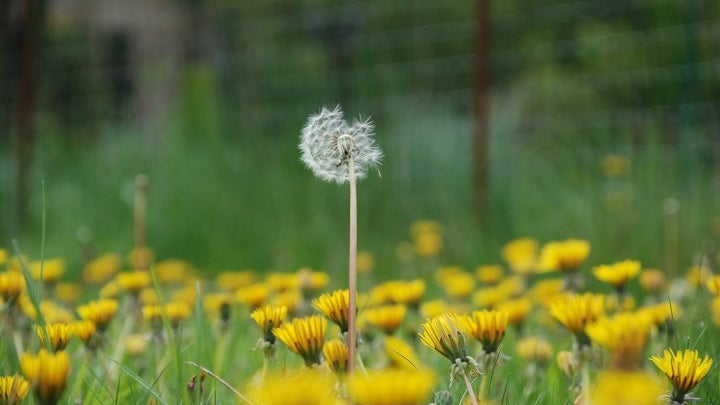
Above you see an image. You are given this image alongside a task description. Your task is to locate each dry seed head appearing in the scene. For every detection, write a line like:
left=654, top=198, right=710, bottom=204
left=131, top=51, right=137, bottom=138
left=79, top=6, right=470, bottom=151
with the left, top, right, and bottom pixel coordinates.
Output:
left=300, top=106, right=383, bottom=183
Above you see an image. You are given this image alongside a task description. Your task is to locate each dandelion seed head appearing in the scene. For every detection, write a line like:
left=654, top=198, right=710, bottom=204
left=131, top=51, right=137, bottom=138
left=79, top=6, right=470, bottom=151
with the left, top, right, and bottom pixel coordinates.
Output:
left=300, top=105, right=383, bottom=183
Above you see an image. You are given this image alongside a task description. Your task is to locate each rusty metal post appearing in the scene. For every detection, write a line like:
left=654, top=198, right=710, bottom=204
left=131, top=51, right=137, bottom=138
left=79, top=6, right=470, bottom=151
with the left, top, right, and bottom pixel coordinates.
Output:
left=473, top=0, right=491, bottom=226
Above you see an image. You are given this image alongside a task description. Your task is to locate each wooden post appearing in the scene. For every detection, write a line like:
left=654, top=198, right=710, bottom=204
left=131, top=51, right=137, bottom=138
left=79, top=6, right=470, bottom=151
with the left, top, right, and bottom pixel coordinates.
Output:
left=473, top=0, right=491, bottom=225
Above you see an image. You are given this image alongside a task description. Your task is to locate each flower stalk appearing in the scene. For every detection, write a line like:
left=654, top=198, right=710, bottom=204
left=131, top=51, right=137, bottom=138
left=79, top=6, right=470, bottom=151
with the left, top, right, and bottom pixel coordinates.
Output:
left=347, top=158, right=358, bottom=376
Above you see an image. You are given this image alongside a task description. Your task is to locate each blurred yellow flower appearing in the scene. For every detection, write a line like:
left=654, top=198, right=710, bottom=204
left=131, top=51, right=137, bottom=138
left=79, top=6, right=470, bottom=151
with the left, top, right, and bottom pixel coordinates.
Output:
left=592, top=260, right=641, bottom=290
left=116, top=271, right=151, bottom=294
left=475, top=265, right=504, bottom=285
left=37, top=323, right=73, bottom=352
left=586, top=311, right=653, bottom=369
left=0, top=271, right=25, bottom=304
left=155, top=259, right=192, bottom=284
left=235, top=283, right=269, bottom=309
left=53, top=282, right=80, bottom=304
left=384, top=336, right=420, bottom=370
left=266, top=272, right=299, bottom=293
left=322, top=338, right=348, bottom=374
left=124, top=333, right=149, bottom=357
left=127, top=246, right=154, bottom=270
left=20, top=298, right=74, bottom=324
left=650, top=348, right=713, bottom=402
left=548, top=293, right=605, bottom=345
left=82, top=253, right=121, bottom=284
left=77, top=298, right=118, bottom=331
left=538, top=239, right=590, bottom=272
left=419, top=299, right=450, bottom=319
left=139, top=288, right=159, bottom=306
left=356, top=251, right=376, bottom=274
left=296, top=268, right=329, bottom=294
left=496, top=297, right=532, bottom=326
left=468, top=310, right=508, bottom=353
left=638, top=302, right=680, bottom=327
left=249, top=370, right=340, bottom=405
left=686, top=265, right=711, bottom=287
left=273, top=315, right=327, bottom=367
left=215, top=270, right=255, bottom=291
left=29, top=258, right=65, bottom=283
left=516, top=337, right=553, bottom=365
left=69, top=320, right=96, bottom=344
left=471, top=287, right=507, bottom=309
left=502, top=238, right=538, bottom=275
left=21, top=349, right=70, bottom=404
left=600, top=154, right=631, bottom=178
left=418, top=313, right=473, bottom=363
left=0, top=375, right=30, bottom=404
left=361, top=304, right=407, bottom=335
left=437, top=270, right=475, bottom=301
left=706, top=275, right=720, bottom=296
left=349, top=369, right=434, bottom=405
left=414, top=232, right=443, bottom=258
left=590, top=370, right=663, bottom=405
left=313, top=289, right=351, bottom=333
left=271, top=290, right=302, bottom=315
left=250, top=305, right=287, bottom=344
left=639, top=269, right=666, bottom=294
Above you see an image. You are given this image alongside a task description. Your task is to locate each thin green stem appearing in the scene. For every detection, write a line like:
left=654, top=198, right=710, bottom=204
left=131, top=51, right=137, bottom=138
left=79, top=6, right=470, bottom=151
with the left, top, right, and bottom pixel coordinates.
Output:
left=347, top=159, right=357, bottom=377
left=478, top=372, right=488, bottom=402
left=581, top=357, right=591, bottom=405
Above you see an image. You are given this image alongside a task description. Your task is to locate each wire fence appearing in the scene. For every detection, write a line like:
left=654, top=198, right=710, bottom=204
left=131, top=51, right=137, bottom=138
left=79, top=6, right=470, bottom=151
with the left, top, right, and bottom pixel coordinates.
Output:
left=0, top=0, right=718, bottom=141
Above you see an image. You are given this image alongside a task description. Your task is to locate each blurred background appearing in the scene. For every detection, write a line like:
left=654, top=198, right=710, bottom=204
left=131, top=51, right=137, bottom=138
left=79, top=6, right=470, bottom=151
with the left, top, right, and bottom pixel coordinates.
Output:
left=1, top=0, right=719, bottom=279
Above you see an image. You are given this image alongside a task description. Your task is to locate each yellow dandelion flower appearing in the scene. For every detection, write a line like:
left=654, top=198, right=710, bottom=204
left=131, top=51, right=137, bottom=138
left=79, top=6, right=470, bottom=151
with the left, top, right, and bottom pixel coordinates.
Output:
left=0, top=375, right=31, bottom=403
left=142, top=305, right=163, bottom=323
left=0, top=249, right=6, bottom=266
left=273, top=315, right=327, bottom=367
left=361, top=304, right=407, bottom=335
left=37, top=323, right=73, bottom=351
left=76, top=298, right=118, bottom=331
left=496, top=297, right=532, bottom=326
left=266, top=272, right=299, bottom=293
left=215, top=270, right=255, bottom=291
left=249, top=370, right=341, bottom=405
left=686, top=265, right=711, bottom=287
left=706, top=275, right=720, bottom=296
left=391, top=279, right=426, bottom=307
left=586, top=311, right=654, bottom=369
left=713, top=297, right=720, bottom=326
left=29, top=258, right=65, bottom=283
left=527, top=278, right=565, bottom=306
left=235, top=283, right=269, bottom=309
left=20, top=298, right=74, bottom=323
left=502, top=238, right=538, bottom=275
left=516, top=337, right=553, bottom=364
left=250, top=305, right=287, bottom=344
left=155, top=259, right=192, bottom=284
left=384, top=336, right=420, bottom=369
left=591, top=370, right=663, bottom=405
left=420, top=299, right=450, bottom=319
left=139, top=288, right=159, bottom=306
left=99, top=280, right=120, bottom=299
left=323, top=338, right=348, bottom=374
left=271, top=290, right=302, bottom=315
left=475, top=265, right=504, bottom=285
left=605, top=294, right=636, bottom=313
left=116, top=271, right=151, bottom=294
left=82, top=253, right=121, bottom=284
left=127, top=246, right=154, bottom=270
left=171, top=284, right=198, bottom=307
left=471, top=287, right=508, bottom=309
left=356, top=251, right=376, bottom=274
left=592, top=260, right=641, bottom=290
left=418, top=313, right=473, bottom=363
left=124, top=333, right=148, bottom=357
left=349, top=369, right=435, bottom=405
left=368, top=282, right=396, bottom=306
left=313, top=289, right=351, bottom=333
left=203, top=292, right=233, bottom=322
left=438, top=271, right=476, bottom=301
left=638, top=302, right=680, bottom=327
left=548, top=293, right=605, bottom=345
left=165, top=301, right=192, bottom=323
left=497, top=275, right=526, bottom=297
left=650, top=349, right=713, bottom=402
left=538, top=239, right=590, bottom=272
left=21, top=349, right=71, bottom=404
left=53, top=282, right=80, bottom=304
left=0, top=271, right=25, bottom=304
left=296, top=268, right=329, bottom=294
left=639, top=269, right=666, bottom=294
left=468, top=310, right=508, bottom=353
left=410, top=220, right=443, bottom=239
left=69, top=320, right=96, bottom=344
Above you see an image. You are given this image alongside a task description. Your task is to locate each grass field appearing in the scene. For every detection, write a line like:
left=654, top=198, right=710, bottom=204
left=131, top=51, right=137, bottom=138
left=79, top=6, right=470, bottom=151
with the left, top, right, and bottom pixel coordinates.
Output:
left=1, top=100, right=719, bottom=404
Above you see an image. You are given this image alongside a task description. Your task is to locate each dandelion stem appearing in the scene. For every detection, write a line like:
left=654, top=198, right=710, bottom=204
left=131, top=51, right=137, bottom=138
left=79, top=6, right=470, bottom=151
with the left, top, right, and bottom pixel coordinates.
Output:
left=347, top=159, right=358, bottom=377
left=581, top=357, right=591, bottom=405
left=461, top=369, right=479, bottom=405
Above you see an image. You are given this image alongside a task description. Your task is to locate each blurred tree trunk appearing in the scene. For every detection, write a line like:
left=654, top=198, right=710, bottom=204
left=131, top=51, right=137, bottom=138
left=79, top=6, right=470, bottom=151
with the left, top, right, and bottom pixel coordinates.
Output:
left=14, top=0, right=47, bottom=232
left=473, top=0, right=490, bottom=226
